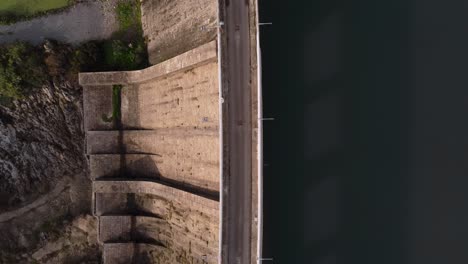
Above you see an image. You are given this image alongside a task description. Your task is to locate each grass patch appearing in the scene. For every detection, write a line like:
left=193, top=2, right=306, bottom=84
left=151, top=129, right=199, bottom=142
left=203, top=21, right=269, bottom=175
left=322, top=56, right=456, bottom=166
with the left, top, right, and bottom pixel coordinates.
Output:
left=102, top=85, right=122, bottom=124
left=0, top=42, right=47, bottom=99
left=116, top=1, right=138, bottom=31
left=103, top=39, right=146, bottom=71
left=102, top=0, right=147, bottom=71
left=0, top=0, right=70, bottom=15
left=0, top=0, right=72, bottom=25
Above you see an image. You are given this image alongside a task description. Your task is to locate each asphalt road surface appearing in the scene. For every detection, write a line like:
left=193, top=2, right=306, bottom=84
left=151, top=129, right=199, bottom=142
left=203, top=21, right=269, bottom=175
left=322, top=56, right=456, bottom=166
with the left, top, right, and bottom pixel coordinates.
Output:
left=223, top=0, right=253, bottom=263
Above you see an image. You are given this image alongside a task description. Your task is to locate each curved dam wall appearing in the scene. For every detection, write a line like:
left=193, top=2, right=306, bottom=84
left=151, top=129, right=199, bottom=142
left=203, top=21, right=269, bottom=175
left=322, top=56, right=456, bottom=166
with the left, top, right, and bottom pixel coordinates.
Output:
left=82, top=42, right=220, bottom=192
left=95, top=183, right=219, bottom=263
left=79, top=41, right=220, bottom=264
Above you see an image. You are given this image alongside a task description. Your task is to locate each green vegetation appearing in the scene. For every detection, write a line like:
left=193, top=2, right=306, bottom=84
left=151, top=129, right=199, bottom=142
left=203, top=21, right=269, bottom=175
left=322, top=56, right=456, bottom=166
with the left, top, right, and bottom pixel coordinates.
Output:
left=0, top=0, right=70, bottom=15
left=0, top=0, right=148, bottom=104
left=102, top=0, right=147, bottom=71
left=115, top=1, right=137, bottom=31
left=0, top=42, right=47, bottom=99
left=68, top=41, right=101, bottom=74
left=103, top=40, right=146, bottom=71
left=102, top=85, right=122, bottom=123
left=0, top=0, right=71, bottom=25
left=73, top=0, right=148, bottom=72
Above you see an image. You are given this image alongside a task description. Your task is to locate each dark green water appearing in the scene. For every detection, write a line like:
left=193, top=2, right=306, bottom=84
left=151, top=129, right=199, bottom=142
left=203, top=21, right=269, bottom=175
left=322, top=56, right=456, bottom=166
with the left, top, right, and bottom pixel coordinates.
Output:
left=261, top=1, right=468, bottom=264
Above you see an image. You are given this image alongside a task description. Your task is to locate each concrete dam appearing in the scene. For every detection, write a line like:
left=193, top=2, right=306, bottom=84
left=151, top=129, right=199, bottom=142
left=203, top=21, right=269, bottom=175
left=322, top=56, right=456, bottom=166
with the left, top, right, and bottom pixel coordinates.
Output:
left=80, top=41, right=220, bottom=263
left=79, top=0, right=261, bottom=262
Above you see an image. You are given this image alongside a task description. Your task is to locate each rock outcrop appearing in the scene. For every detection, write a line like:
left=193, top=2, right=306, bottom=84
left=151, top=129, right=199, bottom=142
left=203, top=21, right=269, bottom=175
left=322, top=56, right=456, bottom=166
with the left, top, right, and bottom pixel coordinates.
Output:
left=0, top=42, right=97, bottom=263
left=0, top=76, right=85, bottom=210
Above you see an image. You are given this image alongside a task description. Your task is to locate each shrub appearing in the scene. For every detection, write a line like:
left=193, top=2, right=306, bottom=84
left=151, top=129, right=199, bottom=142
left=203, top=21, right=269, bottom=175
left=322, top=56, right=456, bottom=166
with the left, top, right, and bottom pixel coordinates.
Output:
left=69, top=41, right=101, bottom=73
left=0, top=65, right=21, bottom=98
left=0, top=12, right=21, bottom=25
left=103, top=39, right=146, bottom=71
left=0, top=42, right=47, bottom=99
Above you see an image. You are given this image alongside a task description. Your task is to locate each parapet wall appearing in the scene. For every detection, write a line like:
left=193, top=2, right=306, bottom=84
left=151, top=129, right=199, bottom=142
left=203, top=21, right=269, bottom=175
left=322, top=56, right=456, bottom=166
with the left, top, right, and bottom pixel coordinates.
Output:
left=79, top=41, right=217, bottom=87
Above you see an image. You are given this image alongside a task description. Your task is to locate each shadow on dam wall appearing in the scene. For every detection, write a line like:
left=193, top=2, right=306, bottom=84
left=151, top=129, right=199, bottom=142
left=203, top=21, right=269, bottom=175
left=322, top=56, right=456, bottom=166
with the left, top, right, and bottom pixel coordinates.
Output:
left=263, top=0, right=468, bottom=263
left=108, top=85, right=219, bottom=201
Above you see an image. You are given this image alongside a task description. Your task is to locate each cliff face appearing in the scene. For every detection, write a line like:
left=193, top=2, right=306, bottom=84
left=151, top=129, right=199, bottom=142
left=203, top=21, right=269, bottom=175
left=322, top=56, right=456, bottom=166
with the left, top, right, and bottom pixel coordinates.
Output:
left=0, top=77, right=85, bottom=210
left=0, top=43, right=97, bottom=263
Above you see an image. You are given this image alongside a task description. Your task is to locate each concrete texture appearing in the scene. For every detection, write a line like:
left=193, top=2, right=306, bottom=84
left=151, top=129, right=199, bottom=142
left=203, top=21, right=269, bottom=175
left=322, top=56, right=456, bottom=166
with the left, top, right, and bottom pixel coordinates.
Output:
left=82, top=85, right=114, bottom=131
left=133, top=193, right=219, bottom=263
left=95, top=191, right=220, bottom=263
left=90, top=153, right=219, bottom=193
left=99, top=215, right=132, bottom=243
left=94, top=190, right=219, bottom=263
left=83, top=44, right=220, bottom=192
left=87, top=130, right=219, bottom=191
left=95, top=193, right=130, bottom=216
left=93, top=180, right=219, bottom=211
left=120, top=61, right=219, bottom=131
left=103, top=243, right=166, bottom=264
left=90, top=154, right=162, bottom=180
left=84, top=60, right=219, bottom=132
left=81, top=42, right=221, bottom=263
left=103, top=243, right=138, bottom=264
left=140, top=0, right=217, bottom=64
left=99, top=215, right=169, bottom=243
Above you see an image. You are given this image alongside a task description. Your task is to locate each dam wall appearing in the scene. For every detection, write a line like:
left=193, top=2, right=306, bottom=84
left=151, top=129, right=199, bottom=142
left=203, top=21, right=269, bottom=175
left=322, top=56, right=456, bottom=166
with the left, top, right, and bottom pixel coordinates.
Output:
left=80, top=41, right=220, bottom=264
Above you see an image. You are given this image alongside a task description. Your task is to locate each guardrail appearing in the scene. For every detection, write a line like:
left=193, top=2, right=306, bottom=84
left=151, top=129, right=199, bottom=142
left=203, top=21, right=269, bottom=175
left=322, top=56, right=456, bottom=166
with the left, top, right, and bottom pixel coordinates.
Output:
left=217, top=5, right=225, bottom=262
left=256, top=0, right=264, bottom=261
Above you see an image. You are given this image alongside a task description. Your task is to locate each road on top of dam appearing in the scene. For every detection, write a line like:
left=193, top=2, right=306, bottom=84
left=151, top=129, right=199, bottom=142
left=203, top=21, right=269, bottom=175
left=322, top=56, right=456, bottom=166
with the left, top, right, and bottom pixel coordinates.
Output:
left=223, top=0, right=253, bottom=263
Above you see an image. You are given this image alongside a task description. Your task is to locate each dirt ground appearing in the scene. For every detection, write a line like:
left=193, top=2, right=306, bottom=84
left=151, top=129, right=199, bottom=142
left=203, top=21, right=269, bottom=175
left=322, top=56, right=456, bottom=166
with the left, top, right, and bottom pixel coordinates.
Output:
left=0, top=0, right=120, bottom=45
